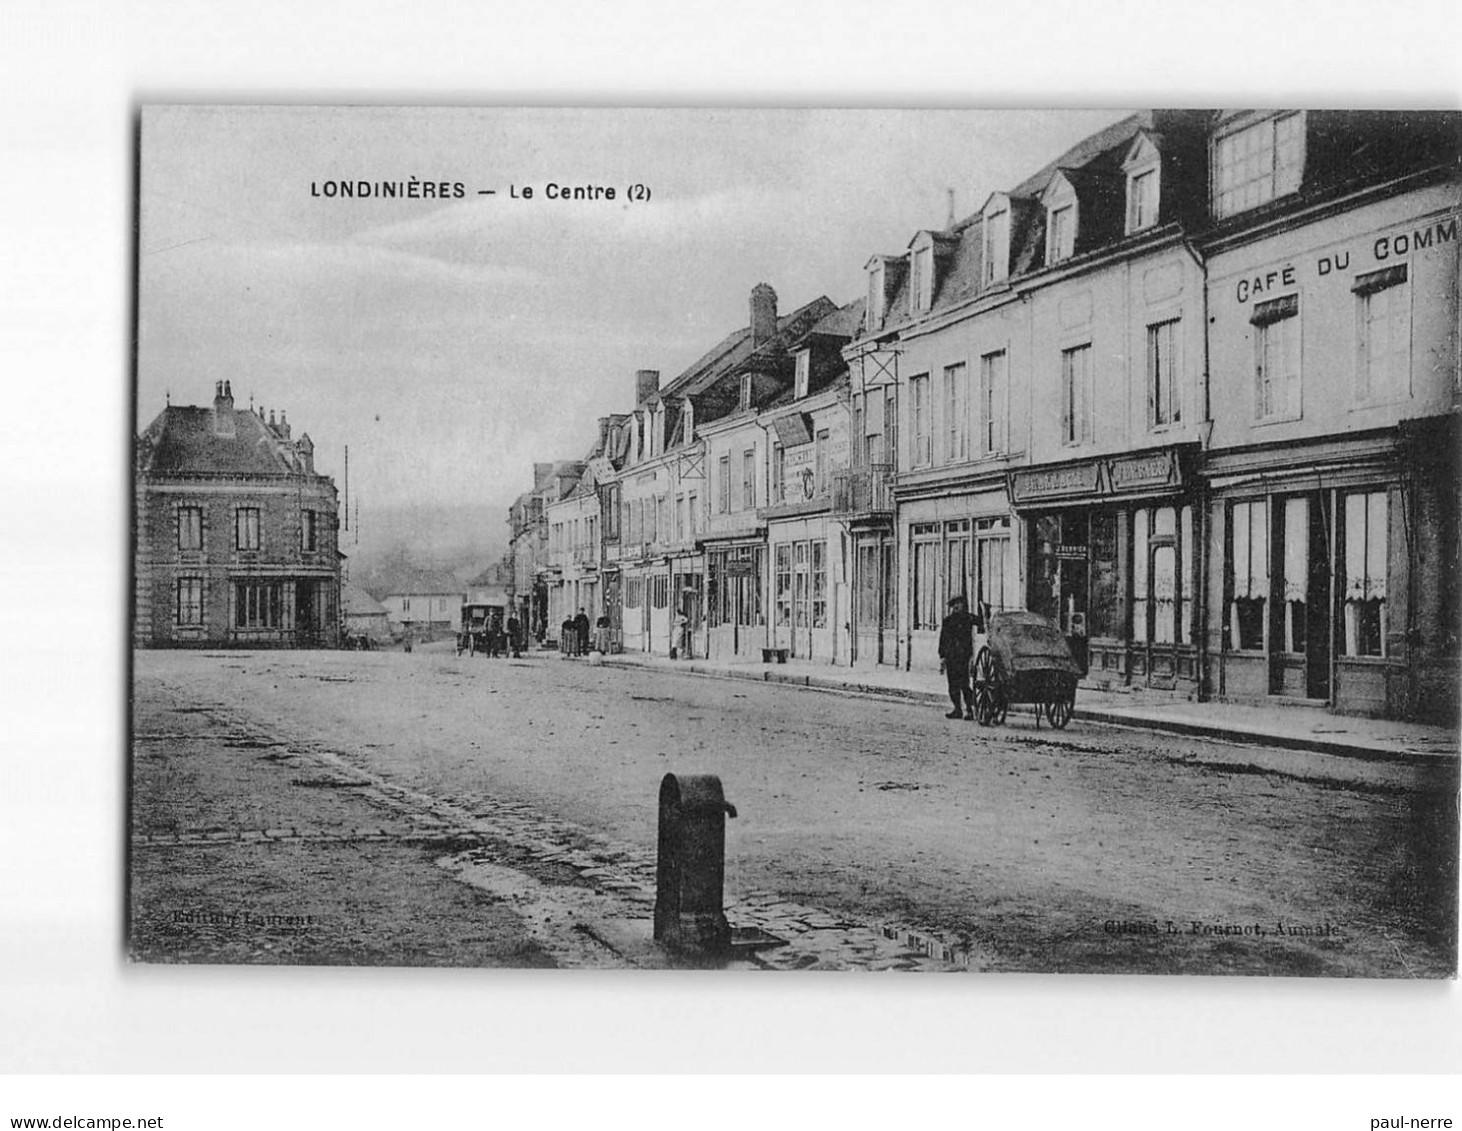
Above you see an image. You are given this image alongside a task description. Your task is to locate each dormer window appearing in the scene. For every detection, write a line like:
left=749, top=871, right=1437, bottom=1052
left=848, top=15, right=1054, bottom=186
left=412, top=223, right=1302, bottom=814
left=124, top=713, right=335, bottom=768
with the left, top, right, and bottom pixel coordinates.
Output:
left=740, top=373, right=753, bottom=411
left=866, top=261, right=885, bottom=331
left=1213, top=111, right=1306, bottom=219
left=1123, top=132, right=1162, bottom=234
left=1041, top=175, right=1077, bottom=266
left=911, top=245, right=934, bottom=313
left=794, top=350, right=810, bottom=399
left=982, top=198, right=1010, bottom=285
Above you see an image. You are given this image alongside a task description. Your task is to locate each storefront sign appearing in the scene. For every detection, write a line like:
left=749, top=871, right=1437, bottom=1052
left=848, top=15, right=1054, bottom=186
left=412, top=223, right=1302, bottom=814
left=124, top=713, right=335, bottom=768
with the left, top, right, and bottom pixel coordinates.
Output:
left=1011, top=462, right=1102, bottom=503
left=723, top=559, right=755, bottom=576
left=1108, top=450, right=1177, bottom=492
left=1012, top=447, right=1187, bottom=507
left=1054, top=544, right=1088, bottom=560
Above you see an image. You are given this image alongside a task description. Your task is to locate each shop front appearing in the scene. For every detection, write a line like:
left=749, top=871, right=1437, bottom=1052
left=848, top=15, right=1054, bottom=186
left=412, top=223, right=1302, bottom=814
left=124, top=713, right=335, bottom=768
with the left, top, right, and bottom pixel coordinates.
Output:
left=1204, top=422, right=1458, bottom=721
left=1012, top=444, right=1201, bottom=693
left=705, top=539, right=766, bottom=661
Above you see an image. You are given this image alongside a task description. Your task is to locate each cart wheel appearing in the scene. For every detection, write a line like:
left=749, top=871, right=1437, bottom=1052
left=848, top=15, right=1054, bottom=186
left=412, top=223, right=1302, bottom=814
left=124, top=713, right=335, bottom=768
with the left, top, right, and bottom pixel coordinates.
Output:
left=972, top=646, right=998, bottom=726
left=1046, top=689, right=1074, bottom=730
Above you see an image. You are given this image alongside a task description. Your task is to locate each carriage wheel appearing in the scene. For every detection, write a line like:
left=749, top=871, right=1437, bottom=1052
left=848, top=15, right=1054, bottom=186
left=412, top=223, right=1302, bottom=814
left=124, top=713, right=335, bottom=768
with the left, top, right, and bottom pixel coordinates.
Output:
left=1045, top=687, right=1075, bottom=730
left=972, top=646, right=1004, bottom=726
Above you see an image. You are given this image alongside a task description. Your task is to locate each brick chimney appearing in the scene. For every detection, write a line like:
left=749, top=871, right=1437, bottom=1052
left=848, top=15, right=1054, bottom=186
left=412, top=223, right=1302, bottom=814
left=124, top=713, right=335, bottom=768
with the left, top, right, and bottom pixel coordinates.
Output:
left=596, top=416, right=611, bottom=456
left=750, top=283, right=778, bottom=347
left=635, top=369, right=660, bottom=405
left=533, top=462, right=554, bottom=488
left=279, top=410, right=291, bottom=440
left=212, top=380, right=236, bottom=437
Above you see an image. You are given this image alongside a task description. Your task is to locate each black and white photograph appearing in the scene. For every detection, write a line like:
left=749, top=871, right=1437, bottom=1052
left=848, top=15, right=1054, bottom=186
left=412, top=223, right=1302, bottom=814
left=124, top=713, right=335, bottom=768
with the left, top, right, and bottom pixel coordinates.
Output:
left=126, top=104, right=1460, bottom=979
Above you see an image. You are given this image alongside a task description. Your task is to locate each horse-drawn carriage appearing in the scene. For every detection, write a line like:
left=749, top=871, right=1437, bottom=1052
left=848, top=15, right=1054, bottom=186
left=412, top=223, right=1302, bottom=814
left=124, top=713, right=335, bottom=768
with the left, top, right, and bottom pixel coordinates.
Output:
left=971, top=611, right=1081, bottom=729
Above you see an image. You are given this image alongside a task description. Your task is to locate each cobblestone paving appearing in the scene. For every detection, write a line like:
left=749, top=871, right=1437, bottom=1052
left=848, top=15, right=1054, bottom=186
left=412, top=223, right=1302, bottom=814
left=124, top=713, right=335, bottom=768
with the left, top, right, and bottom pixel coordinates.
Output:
left=134, top=705, right=983, bottom=971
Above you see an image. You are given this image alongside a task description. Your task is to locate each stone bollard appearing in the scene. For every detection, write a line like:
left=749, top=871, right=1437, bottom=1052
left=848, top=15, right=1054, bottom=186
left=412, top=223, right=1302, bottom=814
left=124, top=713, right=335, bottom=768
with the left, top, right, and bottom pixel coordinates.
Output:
left=654, top=773, right=737, bottom=957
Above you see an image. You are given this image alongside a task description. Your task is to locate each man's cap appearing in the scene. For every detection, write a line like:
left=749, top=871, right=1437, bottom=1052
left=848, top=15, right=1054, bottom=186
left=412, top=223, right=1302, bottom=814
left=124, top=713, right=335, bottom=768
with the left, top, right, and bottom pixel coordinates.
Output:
left=948, top=595, right=968, bottom=606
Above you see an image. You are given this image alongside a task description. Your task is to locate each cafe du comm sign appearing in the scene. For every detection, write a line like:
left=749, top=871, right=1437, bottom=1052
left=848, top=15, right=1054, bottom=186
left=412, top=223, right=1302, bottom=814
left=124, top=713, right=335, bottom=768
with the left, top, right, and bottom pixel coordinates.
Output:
left=1010, top=447, right=1186, bottom=507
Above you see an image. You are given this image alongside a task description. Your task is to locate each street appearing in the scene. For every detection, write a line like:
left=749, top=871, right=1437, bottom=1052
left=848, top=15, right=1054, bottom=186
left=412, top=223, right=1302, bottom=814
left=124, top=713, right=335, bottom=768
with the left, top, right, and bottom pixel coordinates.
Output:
left=129, top=648, right=1458, bottom=975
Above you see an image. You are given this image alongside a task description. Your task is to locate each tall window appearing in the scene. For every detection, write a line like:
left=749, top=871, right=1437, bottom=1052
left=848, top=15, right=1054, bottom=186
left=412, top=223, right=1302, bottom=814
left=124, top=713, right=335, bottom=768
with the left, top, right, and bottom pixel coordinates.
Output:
left=910, top=374, right=931, bottom=467
left=301, top=509, right=317, bottom=551
left=657, top=496, right=668, bottom=542
left=1127, top=167, right=1158, bottom=232
left=1343, top=491, right=1388, bottom=657
left=1280, top=496, right=1309, bottom=653
left=176, top=578, right=203, bottom=625
left=1214, top=112, right=1305, bottom=218
left=883, top=388, right=898, bottom=471
left=1229, top=500, right=1268, bottom=651
left=687, top=492, right=698, bottom=536
left=867, top=263, right=884, bottom=331
left=1060, top=344, right=1092, bottom=445
left=979, top=350, right=1007, bottom=455
left=235, top=507, right=260, bottom=551
left=1253, top=295, right=1301, bottom=420
left=795, top=351, right=810, bottom=399
left=718, top=455, right=731, bottom=513
left=814, top=429, right=829, bottom=495
left=676, top=495, right=686, bottom=543
left=178, top=506, right=203, bottom=551
left=943, top=362, right=968, bottom=463
left=1147, top=319, right=1181, bottom=428
left=1356, top=266, right=1410, bottom=403
left=741, top=448, right=756, bottom=510
left=1047, top=204, right=1075, bottom=264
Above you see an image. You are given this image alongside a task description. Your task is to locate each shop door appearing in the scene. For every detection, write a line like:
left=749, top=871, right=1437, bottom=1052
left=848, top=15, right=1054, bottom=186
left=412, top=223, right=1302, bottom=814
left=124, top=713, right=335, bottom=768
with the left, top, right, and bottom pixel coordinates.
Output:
left=1269, top=493, right=1331, bottom=699
left=605, top=573, right=622, bottom=651
left=296, top=581, right=316, bottom=644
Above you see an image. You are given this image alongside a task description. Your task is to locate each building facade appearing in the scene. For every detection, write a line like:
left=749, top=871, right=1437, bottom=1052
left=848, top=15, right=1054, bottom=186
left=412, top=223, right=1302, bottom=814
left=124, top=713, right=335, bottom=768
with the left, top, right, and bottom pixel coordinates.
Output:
left=134, top=382, right=342, bottom=648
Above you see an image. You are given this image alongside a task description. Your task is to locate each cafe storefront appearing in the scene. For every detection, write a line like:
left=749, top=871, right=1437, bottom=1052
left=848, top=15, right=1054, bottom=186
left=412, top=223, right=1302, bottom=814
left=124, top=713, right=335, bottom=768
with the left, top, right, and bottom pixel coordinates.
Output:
left=1011, top=444, right=1202, bottom=693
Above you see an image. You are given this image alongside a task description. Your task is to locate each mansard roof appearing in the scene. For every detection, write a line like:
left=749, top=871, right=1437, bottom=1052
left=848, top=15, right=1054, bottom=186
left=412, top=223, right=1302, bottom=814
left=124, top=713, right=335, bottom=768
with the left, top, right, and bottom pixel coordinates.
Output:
left=136, top=403, right=325, bottom=479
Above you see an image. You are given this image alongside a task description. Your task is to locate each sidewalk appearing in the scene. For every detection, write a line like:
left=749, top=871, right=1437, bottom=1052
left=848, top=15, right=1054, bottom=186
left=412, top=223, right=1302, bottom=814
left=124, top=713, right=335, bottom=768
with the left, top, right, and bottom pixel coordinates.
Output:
left=596, top=649, right=1458, bottom=766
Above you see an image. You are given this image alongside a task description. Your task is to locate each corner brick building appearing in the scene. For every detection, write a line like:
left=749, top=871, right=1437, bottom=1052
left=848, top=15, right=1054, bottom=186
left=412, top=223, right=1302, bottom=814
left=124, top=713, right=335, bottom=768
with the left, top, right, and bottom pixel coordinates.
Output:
left=134, top=382, right=342, bottom=648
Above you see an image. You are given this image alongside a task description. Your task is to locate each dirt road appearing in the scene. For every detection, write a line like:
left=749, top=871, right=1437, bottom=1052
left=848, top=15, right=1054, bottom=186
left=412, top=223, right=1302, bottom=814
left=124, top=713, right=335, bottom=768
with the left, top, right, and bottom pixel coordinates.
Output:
left=129, top=648, right=1458, bottom=975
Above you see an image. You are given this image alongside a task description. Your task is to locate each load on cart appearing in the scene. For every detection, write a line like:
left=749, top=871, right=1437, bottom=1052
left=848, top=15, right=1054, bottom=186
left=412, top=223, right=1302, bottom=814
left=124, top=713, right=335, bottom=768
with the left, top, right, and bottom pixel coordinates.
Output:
left=972, top=610, right=1081, bottom=729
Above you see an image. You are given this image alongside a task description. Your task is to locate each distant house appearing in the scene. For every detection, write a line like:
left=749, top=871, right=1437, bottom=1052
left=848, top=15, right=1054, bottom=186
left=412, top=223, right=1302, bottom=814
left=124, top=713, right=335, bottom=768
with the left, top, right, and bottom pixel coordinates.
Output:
left=342, top=583, right=390, bottom=643
left=134, top=382, right=342, bottom=648
left=377, top=567, right=465, bottom=636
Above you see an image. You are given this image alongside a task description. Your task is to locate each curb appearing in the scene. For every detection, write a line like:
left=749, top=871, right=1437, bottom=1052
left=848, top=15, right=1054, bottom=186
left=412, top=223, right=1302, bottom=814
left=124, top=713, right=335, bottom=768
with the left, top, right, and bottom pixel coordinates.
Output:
left=598, top=657, right=1454, bottom=767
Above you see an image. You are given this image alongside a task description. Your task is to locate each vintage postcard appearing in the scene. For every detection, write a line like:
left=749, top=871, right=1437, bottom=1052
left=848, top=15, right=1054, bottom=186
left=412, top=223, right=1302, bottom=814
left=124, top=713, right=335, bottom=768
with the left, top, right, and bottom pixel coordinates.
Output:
left=129, top=106, right=1460, bottom=975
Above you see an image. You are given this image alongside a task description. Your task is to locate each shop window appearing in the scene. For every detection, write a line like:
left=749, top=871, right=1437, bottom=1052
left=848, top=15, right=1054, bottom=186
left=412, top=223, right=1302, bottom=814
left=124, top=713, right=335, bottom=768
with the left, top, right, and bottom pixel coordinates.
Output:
left=1355, top=265, right=1410, bottom=403
left=236, top=581, right=282, bottom=629
left=1147, top=319, right=1181, bottom=429
left=793, top=542, right=810, bottom=629
left=976, top=518, right=1011, bottom=618
left=651, top=575, right=669, bottom=609
left=979, top=350, right=1007, bottom=456
left=775, top=544, right=792, bottom=627
left=1213, top=112, right=1305, bottom=218
left=881, top=542, right=897, bottom=629
left=1229, top=500, right=1269, bottom=651
left=912, top=528, right=940, bottom=630
left=945, top=523, right=970, bottom=607
left=1280, top=497, right=1309, bottom=653
left=1152, top=507, right=1177, bottom=645
left=856, top=543, right=880, bottom=627
left=176, top=578, right=203, bottom=625
left=1089, top=510, right=1121, bottom=639
left=1179, top=505, right=1194, bottom=646
left=625, top=577, right=641, bottom=609
left=1253, top=295, right=1301, bottom=421
left=1131, top=508, right=1149, bottom=643
left=235, top=507, right=261, bottom=551
left=1343, top=491, right=1388, bottom=657
left=812, top=541, right=828, bottom=628
left=178, top=506, right=203, bottom=551
left=1061, top=344, right=1092, bottom=445
left=910, top=374, right=931, bottom=467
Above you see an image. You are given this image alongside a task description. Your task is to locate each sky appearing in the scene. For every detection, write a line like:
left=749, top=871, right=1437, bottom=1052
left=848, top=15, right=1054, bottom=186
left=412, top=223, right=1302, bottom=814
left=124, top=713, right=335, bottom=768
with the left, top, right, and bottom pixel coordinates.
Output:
left=136, top=106, right=1132, bottom=558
